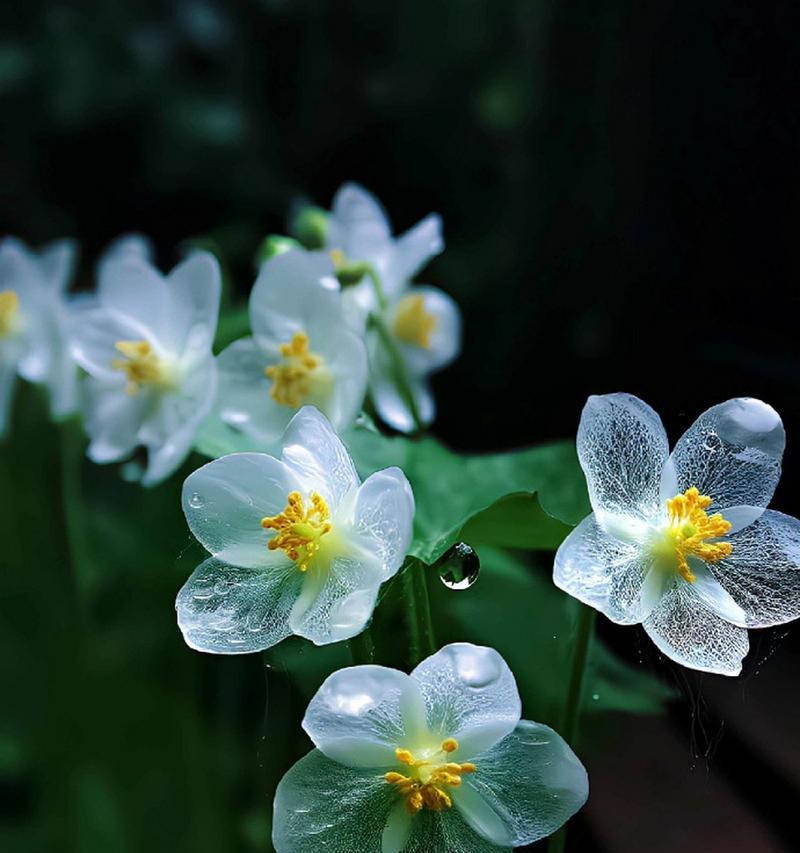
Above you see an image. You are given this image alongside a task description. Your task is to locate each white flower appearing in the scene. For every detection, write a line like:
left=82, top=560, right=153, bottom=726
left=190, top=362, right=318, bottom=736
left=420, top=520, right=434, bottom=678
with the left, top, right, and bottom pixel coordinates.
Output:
left=211, top=250, right=368, bottom=449
left=323, top=183, right=461, bottom=433
left=272, top=643, right=588, bottom=853
left=176, top=406, right=414, bottom=651
left=0, top=237, right=79, bottom=435
left=71, top=248, right=221, bottom=486
left=554, top=393, right=800, bottom=676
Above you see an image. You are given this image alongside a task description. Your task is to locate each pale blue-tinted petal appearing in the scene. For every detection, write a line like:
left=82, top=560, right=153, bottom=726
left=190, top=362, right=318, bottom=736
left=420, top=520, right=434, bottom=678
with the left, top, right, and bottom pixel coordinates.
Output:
left=39, top=239, right=77, bottom=292
left=83, top=380, right=148, bottom=463
left=387, top=214, right=444, bottom=287
left=369, top=340, right=435, bottom=433
left=165, top=251, right=221, bottom=356
left=302, top=665, right=427, bottom=767
left=643, top=581, right=749, bottom=675
left=70, top=299, right=141, bottom=382
left=688, top=558, right=747, bottom=626
left=708, top=509, right=800, bottom=628
left=400, top=807, right=510, bottom=853
left=98, top=233, right=154, bottom=270
left=459, top=720, right=588, bottom=846
left=280, top=406, right=360, bottom=507
left=176, top=557, right=301, bottom=654
left=667, top=398, right=784, bottom=520
left=328, top=183, right=392, bottom=259
left=382, top=803, right=413, bottom=853
left=319, top=327, right=369, bottom=430
left=722, top=505, right=767, bottom=534
left=410, top=644, right=521, bottom=759
left=181, top=451, right=303, bottom=568
left=553, top=513, right=657, bottom=625
left=395, top=286, right=461, bottom=375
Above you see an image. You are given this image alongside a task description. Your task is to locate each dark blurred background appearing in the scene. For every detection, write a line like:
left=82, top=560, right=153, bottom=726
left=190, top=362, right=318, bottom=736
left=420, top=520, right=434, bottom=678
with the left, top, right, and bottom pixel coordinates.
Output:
left=1, top=1, right=798, bottom=851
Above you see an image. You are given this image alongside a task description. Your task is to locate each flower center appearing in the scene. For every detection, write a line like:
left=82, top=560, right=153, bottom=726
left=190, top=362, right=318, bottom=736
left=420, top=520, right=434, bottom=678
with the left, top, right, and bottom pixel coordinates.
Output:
left=265, top=331, right=330, bottom=409
left=112, top=340, right=172, bottom=395
left=261, top=491, right=333, bottom=572
left=384, top=738, right=476, bottom=814
left=0, top=290, right=20, bottom=338
left=651, top=487, right=733, bottom=583
left=393, top=294, right=436, bottom=349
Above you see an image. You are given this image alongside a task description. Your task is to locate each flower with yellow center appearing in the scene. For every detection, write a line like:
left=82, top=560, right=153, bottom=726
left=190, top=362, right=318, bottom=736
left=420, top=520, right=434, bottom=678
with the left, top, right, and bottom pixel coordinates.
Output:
left=272, top=643, right=588, bottom=853
left=261, top=490, right=334, bottom=572
left=555, top=393, right=800, bottom=676
left=0, top=290, right=20, bottom=338
left=264, top=331, right=329, bottom=409
left=112, top=340, right=173, bottom=395
left=393, top=293, right=437, bottom=349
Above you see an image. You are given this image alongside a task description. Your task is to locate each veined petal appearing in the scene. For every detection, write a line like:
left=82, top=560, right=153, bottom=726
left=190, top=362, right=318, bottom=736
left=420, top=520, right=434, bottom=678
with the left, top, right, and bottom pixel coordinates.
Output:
left=182, top=451, right=303, bottom=568
left=457, top=720, right=588, bottom=847
left=302, top=665, right=427, bottom=767
left=176, top=557, right=301, bottom=654
left=396, top=286, right=461, bottom=375
left=708, top=510, right=800, bottom=628
left=667, top=398, right=784, bottom=521
left=643, top=582, right=749, bottom=676
left=410, top=644, right=521, bottom=759
left=553, top=513, right=657, bottom=625
left=399, top=807, right=511, bottom=853
left=577, top=393, right=669, bottom=522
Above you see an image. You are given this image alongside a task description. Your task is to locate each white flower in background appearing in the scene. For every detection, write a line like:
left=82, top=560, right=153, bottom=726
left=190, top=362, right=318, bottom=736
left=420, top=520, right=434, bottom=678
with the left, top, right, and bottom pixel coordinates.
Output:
left=0, top=237, right=79, bottom=435
left=71, top=248, right=221, bottom=486
left=211, top=250, right=368, bottom=449
left=323, top=183, right=461, bottom=433
left=272, top=643, right=588, bottom=853
left=176, top=406, right=414, bottom=651
left=555, top=393, right=800, bottom=676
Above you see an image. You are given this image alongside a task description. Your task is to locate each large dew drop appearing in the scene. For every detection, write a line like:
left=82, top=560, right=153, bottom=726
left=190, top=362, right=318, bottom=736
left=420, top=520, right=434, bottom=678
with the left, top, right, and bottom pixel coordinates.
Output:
left=436, top=542, right=480, bottom=591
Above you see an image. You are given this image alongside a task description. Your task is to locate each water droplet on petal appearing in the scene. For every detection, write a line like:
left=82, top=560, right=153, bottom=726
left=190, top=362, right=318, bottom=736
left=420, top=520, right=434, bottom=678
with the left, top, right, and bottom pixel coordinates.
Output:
left=188, top=492, right=205, bottom=509
left=436, top=542, right=480, bottom=590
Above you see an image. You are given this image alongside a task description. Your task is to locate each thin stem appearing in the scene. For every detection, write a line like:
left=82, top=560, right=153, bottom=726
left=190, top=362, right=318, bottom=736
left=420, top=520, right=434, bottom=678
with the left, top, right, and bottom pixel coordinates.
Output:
left=403, top=560, right=437, bottom=666
left=350, top=626, right=376, bottom=665
left=365, top=264, right=388, bottom=311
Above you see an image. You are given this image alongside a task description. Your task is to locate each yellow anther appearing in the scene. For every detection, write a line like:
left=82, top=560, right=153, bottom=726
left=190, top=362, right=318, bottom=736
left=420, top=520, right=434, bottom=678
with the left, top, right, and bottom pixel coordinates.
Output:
left=112, top=340, right=170, bottom=395
left=441, top=738, right=459, bottom=753
left=265, top=331, right=326, bottom=408
left=393, top=294, right=436, bottom=349
left=261, top=490, right=333, bottom=572
left=329, top=248, right=347, bottom=269
left=656, top=487, right=733, bottom=583
left=395, top=748, right=415, bottom=766
left=0, top=290, right=20, bottom=338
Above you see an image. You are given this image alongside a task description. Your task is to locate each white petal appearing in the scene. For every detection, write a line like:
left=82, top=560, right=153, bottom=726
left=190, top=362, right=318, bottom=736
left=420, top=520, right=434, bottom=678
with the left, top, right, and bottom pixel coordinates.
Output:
left=387, top=214, right=444, bottom=287
left=181, top=451, right=303, bottom=568
left=553, top=513, right=657, bottom=625
left=410, top=644, right=521, bottom=759
left=280, top=406, right=360, bottom=507
left=381, top=803, right=413, bottom=853
left=394, top=286, right=461, bottom=375
left=70, top=299, right=141, bottom=381
left=302, top=665, right=427, bottom=767
left=708, top=509, right=800, bottom=628
left=577, top=393, right=669, bottom=522
left=99, top=233, right=154, bottom=269
left=328, top=183, right=392, bottom=260
left=400, top=806, right=510, bottom=852
left=688, top=559, right=747, bottom=625
left=369, top=348, right=435, bottom=434
left=643, top=582, right=749, bottom=675
left=83, top=380, right=148, bottom=463
left=667, top=398, right=784, bottom=520
left=458, top=720, right=588, bottom=846
left=165, top=251, right=221, bottom=357
left=318, top=328, right=369, bottom=431
left=176, top=557, right=301, bottom=654
left=39, top=239, right=77, bottom=292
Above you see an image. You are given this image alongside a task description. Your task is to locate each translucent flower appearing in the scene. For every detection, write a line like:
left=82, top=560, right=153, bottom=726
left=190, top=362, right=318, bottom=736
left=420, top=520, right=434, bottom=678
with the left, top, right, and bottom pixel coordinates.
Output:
left=212, top=250, right=368, bottom=448
left=323, top=183, right=460, bottom=433
left=554, top=393, right=800, bottom=676
left=272, top=643, right=588, bottom=852
left=0, top=237, right=79, bottom=435
left=176, top=406, right=414, bottom=651
left=71, top=248, right=221, bottom=486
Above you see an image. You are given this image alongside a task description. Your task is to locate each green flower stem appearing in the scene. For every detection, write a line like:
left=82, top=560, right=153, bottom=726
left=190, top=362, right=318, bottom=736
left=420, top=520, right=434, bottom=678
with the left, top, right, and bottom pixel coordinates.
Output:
left=370, top=315, right=425, bottom=433
left=365, top=264, right=388, bottom=312
left=403, top=560, right=437, bottom=666
left=548, top=602, right=596, bottom=853
left=350, top=626, right=376, bottom=665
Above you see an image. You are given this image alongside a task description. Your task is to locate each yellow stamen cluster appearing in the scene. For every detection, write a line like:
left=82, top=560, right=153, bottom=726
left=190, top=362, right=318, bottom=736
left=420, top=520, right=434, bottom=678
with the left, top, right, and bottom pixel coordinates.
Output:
left=0, top=290, right=20, bottom=338
left=385, top=739, right=476, bottom=814
left=661, top=487, right=733, bottom=583
left=261, top=491, right=332, bottom=572
left=265, top=332, right=323, bottom=408
left=112, top=340, right=169, bottom=395
left=393, top=294, right=436, bottom=349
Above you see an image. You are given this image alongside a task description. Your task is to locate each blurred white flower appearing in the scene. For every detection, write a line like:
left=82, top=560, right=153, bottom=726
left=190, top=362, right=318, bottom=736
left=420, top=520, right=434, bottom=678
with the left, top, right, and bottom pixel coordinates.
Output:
left=555, top=393, right=800, bottom=676
left=272, top=643, right=588, bottom=853
left=176, top=406, right=414, bottom=651
left=211, top=250, right=368, bottom=449
left=0, top=237, right=79, bottom=435
left=71, top=247, right=221, bottom=486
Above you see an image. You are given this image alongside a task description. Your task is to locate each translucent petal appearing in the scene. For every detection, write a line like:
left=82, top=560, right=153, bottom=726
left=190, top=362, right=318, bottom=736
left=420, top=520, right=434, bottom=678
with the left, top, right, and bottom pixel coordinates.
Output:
left=69, top=299, right=141, bottom=382
left=165, top=251, right=221, bottom=356
left=182, top=451, right=303, bottom=568
left=176, top=557, right=301, bottom=654
left=369, top=336, right=435, bottom=434
left=352, top=467, right=415, bottom=579
left=387, top=215, right=444, bottom=289
left=328, top=183, right=392, bottom=261
left=667, top=398, right=784, bottom=517
left=688, top=559, right=747, bottom=626
left=39, top=239, right=77, bottom=292
left=302, top=665, right=427, bottom=767
left=395, top=286, right=461, bottom=375
left=381, top=803, right=413, bottom=853
left=410, top=644, right=521, bottom=759
left=319, top=327, right=369, bottom=430
left=83, top=380, right=149, bottom=463
left=577, top=393, right=669, bottom=522
left=709, top=510, right=800, bottom=627
left=98, top=233, right=154, bottom=269
left=553, top=513, right=657, bottom=625
left=280, top=406, right=360, bottom=507
left=643, top=582, right=749, bottom=675
left=459, top=720, right=588, bottom=846
left=400, top=807, right=509, bottom=853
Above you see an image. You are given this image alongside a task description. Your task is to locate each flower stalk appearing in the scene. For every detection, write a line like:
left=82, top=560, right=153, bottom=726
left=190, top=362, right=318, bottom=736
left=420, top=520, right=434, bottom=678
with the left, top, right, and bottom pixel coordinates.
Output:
left=402, top=559, right=437, bottom=667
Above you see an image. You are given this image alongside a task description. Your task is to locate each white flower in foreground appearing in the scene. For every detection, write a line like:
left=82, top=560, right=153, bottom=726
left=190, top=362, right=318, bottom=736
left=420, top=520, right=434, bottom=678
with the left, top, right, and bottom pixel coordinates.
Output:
left=71, top=249, right=221, bottom=486
left=0, top=237, right=79, bottom=435
left=272, top=643, right=588, bottom=853
left=212, top=250, right=368, bottom=449
left=555, top=393, right=800, bottom=676
left=176, top=406, right=414, bottom=651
